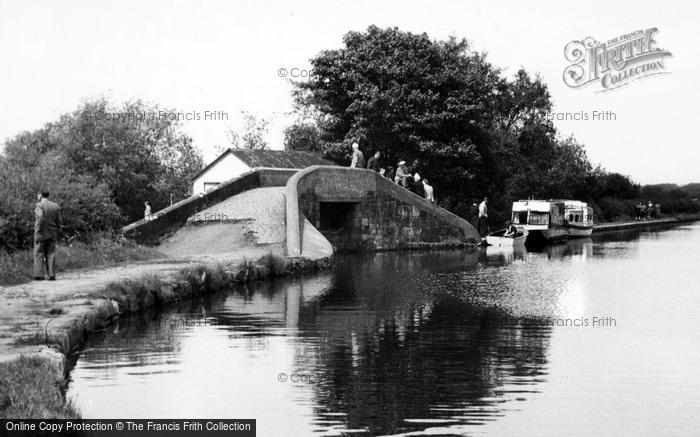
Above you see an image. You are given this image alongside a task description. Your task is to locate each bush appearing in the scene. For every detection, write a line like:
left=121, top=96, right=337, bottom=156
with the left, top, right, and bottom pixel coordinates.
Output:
left=0, top=157, right=122, bottom=252
left=104, top=274, right=165, bottom=312
left=594, top=197, right=636, bottom=223
left=177, top=264, right=229, bottom=292
left=258, top=253, right=288, bottom=277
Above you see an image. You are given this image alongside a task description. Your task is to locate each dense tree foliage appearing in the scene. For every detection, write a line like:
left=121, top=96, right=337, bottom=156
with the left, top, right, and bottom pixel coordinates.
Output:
left=0, top=98, right=203, bottom=251
left=286, top=26, right=698, bottom=223
left=0, top=155, right=121, bottom=251
left=284, top=123, right=323, bottom=152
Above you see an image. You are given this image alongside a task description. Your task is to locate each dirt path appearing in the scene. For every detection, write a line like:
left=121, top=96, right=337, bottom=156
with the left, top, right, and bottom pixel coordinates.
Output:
left=0, top=259, right=168, bottom=358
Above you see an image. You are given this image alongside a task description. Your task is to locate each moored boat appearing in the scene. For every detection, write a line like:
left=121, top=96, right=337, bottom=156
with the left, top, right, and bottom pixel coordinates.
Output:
left=511, top=199, right=593, bottom=243
left=486, top=228, right=528, bottom=247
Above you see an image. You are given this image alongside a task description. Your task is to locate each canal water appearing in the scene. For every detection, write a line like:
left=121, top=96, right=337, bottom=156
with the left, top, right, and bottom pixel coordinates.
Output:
left=66, top=223, right=700, bottom=436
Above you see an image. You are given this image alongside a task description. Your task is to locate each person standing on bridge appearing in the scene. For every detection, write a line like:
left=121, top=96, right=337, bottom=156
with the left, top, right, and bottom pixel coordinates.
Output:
left=411, top=173, right=424, bottom=197
left=144, top=201, right=152, bottom=221
left=350, top=142, right=365, bottom=168
left=394, top=161, right=409, bottom=187
left=34, top=190, right=63, bottom=281
left=423, top=178, right=435, bottom=203
left=384, top=166, right=394, bottom=180
left=367, top=151, right=381, bottom=172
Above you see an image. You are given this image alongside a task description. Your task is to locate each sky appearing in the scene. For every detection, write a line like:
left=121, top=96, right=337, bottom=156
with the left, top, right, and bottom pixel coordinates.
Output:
left=0, top=0, right=698, bottom=185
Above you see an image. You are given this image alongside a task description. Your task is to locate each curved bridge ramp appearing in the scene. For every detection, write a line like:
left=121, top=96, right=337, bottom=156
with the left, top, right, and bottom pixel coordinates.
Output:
left=122, top=169, right=297, bottom=243
left=286, top=166, right=479, bottom=256
left=157, top=187, right=332, bottom=261
left=158, top=187, right=284, bottom=259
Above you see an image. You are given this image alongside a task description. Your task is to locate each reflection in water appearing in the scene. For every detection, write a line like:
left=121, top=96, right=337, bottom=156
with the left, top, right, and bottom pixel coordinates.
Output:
left=293, top=252, right=551, bottom=435
left=67, top=224, right=700, bottom=436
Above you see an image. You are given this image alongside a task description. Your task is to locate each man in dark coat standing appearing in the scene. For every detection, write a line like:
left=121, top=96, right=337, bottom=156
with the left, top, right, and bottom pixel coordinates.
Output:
left=411, top=173, right=424, bottom=197
left=366, top=151, right=381, bottom=172
left=34, top=190, right=63, bottom=280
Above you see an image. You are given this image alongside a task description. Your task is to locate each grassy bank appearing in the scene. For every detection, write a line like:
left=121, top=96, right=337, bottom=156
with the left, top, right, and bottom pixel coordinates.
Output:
left=100, top=253, right=305, bottom=313
left=0, top=234, right=162, bottom=286
left=0, top=355, right=79, bottom=419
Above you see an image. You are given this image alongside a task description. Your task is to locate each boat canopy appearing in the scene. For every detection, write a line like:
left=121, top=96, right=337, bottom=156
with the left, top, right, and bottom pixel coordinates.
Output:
left=563, top=200, right=589, bottom=210
left=512, top=200, right=551, bottom=213
left=513, top=200, right=588, bottom=213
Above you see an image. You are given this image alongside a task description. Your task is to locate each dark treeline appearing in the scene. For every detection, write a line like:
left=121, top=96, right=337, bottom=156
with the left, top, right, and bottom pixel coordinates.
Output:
left=284, top=26, right=698, bottom=225
left=0, top=98, right=203, bottom=252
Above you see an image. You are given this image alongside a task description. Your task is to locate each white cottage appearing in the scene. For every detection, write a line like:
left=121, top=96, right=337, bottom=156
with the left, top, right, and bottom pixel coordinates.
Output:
left=192, top=149, right=333, bottom=194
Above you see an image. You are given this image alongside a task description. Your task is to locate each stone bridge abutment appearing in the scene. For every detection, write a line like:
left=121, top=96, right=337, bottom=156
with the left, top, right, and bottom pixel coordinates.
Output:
left=285, top=166, right=479, bottom=256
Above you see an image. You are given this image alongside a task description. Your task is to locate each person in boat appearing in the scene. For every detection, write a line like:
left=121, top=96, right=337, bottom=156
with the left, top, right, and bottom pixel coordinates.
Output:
left=503, top=222, right=518, bottom=238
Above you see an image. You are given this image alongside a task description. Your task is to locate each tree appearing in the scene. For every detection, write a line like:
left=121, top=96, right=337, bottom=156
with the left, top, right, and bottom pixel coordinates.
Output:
left=226, top=111, right=270, bottom=150
left=284, top=122, right=323, bottom=152
left=291, top=26, right=555, bottom=215
left=2, top=97, right=204, bottom=226
left=0, top=153, right=121, bottom=251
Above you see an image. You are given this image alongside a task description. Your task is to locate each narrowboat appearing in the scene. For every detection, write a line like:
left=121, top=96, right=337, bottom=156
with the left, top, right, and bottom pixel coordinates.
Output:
left=511, top=200, right=593, bottom=243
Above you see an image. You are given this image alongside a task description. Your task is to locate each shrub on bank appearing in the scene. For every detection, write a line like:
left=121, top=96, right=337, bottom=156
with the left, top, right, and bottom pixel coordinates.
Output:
left=258, top=253, right=288, bottom=277
left=593, top=197, right=636, bottom=223
left=104, top=274, right=166, bottom=313
left=178, top=264, right=229, bottom=293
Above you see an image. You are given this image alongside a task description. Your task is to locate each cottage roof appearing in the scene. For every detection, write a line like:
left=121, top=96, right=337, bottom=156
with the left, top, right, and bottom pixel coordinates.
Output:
left=193, top=149, right=333, bottom=180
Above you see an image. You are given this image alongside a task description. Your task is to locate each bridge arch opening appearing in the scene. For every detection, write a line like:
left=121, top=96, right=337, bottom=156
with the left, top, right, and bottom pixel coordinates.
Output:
left=319, top=201, right=358, bottom=232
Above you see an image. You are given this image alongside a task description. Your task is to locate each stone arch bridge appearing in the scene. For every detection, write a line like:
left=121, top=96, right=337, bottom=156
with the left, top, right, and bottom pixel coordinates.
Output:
left=123, top=166, right=479, bottom=258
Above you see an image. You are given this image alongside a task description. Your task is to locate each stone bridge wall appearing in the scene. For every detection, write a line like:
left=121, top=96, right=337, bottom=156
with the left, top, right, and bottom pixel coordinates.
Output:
left=286, top=166, right=479, bottom=255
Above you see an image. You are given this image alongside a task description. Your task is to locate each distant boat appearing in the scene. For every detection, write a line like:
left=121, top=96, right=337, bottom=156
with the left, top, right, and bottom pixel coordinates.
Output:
left=511, top=200, right=593, bottom=243
left=486, top=228, right=528, bottom=247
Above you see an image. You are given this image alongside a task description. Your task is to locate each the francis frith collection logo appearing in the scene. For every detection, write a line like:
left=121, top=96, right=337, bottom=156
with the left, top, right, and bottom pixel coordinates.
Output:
left=563, top=28, right=672, bottom=92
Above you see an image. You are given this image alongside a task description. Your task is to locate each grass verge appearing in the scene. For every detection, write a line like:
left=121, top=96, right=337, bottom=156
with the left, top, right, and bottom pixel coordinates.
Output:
left=0, top=355, right=79, bottom=419
left=0, top=234, right=162, bottom=286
